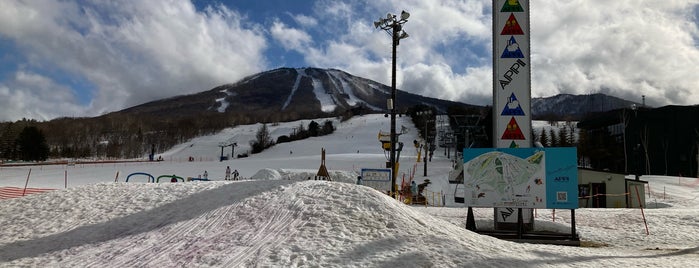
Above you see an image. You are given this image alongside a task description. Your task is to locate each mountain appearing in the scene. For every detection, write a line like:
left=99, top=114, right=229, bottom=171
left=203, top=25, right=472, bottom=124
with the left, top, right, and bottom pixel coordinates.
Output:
left=1, top=66, right=643, bottom=160
left=116, top=67, right=476, bottom=123
left=531, top=93, right=641, bottom=121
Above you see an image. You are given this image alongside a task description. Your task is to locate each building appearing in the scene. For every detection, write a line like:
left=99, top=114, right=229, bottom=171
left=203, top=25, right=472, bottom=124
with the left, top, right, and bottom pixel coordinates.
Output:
left=578, top=169, right=647, bottom=208
left=577, top=105, right=699, bottom=178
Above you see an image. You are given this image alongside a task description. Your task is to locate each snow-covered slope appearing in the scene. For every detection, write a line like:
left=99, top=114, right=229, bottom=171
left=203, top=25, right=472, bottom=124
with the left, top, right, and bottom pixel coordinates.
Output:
left=0, top=114, right=697, bottom=267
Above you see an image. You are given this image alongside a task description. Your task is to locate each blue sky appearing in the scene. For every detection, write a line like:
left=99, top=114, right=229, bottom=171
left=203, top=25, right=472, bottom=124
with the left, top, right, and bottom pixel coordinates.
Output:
left=1, top=0, right=699, bottom=121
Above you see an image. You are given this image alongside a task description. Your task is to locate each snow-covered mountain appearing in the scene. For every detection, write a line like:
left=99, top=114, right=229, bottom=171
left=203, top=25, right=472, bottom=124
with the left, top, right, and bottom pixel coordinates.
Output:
left=531, top=93, right=640, bottom=120
left=117, top=67, right=475, bottom=123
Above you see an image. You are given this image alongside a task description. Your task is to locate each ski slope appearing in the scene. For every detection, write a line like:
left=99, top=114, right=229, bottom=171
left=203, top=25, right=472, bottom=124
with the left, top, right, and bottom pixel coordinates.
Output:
left=0, top=114, right=698, bottom=267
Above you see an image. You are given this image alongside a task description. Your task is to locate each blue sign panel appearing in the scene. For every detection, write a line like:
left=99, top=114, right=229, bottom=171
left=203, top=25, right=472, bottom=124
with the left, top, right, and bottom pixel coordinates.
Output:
left=462, top=147, right=578, bottom=209
left=543, top=147, right=578, bottom=209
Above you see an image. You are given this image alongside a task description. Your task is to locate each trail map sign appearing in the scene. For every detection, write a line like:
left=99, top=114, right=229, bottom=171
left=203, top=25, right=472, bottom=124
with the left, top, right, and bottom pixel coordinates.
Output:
left=493, top=0, right=530, bottom=148
left=463, top=147, right=578, bottom=209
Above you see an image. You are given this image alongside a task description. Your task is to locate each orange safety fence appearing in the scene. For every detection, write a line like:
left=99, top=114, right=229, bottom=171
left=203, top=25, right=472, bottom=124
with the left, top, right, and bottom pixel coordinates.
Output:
left=0, top=187, right=55, bottom=200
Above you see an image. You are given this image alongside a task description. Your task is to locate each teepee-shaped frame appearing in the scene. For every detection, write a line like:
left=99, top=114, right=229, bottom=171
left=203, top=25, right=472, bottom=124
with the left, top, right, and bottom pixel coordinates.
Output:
left=316, top=148, right=330, bottom=181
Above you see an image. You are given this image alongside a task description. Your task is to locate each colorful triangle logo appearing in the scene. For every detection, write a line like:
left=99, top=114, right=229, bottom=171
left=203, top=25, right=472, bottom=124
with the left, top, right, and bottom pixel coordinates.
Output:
left=509, top=141, right=519, bottom=148
left=501, top=36, right=524, bottom=58
left=501, top=92, right=525, bottom=115
left=501, top=0, right=524, bottom=12
left=501, top=117, right=525, bottom=140
left=501, top=13, right=524, bottom=35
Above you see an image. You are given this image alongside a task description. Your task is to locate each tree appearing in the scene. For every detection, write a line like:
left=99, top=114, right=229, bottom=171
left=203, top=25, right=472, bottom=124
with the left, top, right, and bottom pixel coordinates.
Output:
left=620, top=109, right=630, bottom=173
left=250, top=123, right=273, bottom=154
left=321, top=120, right=335, bottom=135
left=539, top=129, right=549, bottom=147
left=548, top=128, right=558, bottom=147
left=16, top=126, right=49, bottom=161
left=558, top=126, right=570, bottom=147
left=308, top=121, right=320, bottom=137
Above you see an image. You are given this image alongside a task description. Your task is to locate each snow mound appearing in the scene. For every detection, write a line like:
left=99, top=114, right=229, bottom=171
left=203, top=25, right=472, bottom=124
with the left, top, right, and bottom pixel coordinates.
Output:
left=251, top=168, right=282, bottom=180
left=251, top=168, right=358, bottom=183
left=0, top=180, right=529, bottom=266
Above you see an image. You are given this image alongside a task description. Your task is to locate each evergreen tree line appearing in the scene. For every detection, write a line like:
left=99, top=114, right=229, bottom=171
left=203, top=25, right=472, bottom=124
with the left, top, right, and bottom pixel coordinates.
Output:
left=250, top=120, right=336, bottom=154
left=0, top=121, right=50, bottom=162
left=533, top=122, right=578, bottom=147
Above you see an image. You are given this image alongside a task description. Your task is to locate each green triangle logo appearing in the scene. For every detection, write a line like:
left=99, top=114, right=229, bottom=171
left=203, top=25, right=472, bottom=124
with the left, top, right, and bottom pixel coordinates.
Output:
left=501, top=0, right=524, bottom=12
left=509, top=141, right=519, bottom=148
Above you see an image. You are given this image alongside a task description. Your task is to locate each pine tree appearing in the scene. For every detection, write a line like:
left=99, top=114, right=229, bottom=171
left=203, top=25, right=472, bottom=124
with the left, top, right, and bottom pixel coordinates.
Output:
left=539, top=129, right=549, bottom=147
left=548, top=128, right=558, bottom=147
left=558, top=126, right=570, bottom=147
left=16, top=126, right=49, bottom=161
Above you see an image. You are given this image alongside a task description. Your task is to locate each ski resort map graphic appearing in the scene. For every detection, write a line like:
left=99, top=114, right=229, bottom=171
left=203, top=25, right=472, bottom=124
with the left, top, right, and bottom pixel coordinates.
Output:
left=463, top=147, right=578, bottom=209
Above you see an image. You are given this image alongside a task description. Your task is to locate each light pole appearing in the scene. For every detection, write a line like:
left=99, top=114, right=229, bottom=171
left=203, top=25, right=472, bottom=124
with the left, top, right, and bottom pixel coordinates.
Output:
left=375, top=10, right=410, bottom=197
left=416, top=110, right=433, bottom=176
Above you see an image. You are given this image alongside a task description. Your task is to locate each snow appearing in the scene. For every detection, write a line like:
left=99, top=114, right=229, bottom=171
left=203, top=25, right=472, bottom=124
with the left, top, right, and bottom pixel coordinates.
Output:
left=1, top=114, right=698, bottom=267
left=327, top=70, right=359, bottom=106
left=214, top=89, right=236, bottom=113
left=282, top=69, right=305, bottom=110
left=309, top=74, right=337, bottom=113
left=282, top=68, right=338, bottom=113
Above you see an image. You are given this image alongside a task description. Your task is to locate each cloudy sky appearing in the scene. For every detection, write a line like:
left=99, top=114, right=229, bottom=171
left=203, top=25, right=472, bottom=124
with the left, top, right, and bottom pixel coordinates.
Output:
left=1, top=0, right=698, bottom=121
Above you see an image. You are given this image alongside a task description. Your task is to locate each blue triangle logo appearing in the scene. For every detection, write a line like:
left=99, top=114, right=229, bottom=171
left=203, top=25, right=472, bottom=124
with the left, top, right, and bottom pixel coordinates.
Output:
left=501, top=36, right=524, bottom=58
left=501, top=92, right=525, bottom=116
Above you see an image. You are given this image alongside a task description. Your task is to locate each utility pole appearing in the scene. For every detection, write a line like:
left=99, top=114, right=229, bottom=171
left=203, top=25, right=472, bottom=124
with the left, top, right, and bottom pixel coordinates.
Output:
left=375, top=10, right=410, bottom=197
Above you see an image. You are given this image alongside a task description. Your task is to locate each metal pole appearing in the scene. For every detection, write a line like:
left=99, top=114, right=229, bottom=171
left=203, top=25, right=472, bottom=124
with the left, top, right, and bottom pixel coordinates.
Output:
left=424, top=119, right=428, bottom=176
left=390, top=23, right=398, bottom=196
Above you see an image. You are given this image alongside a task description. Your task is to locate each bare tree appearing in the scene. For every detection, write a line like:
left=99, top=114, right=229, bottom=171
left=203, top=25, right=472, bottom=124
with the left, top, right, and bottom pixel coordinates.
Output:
left=695, top=129, right=699, bottom=177
left=639, top=126, right=651, bottom=175
left=661, top=139, right=669, bottom=175
left=620, top=109, right=630, bottom=173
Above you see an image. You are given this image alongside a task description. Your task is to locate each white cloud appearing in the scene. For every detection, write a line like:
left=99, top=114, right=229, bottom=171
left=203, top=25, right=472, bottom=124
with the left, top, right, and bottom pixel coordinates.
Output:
left=2, top=0, right=699, bottom=122
left=300, top=0, right=494, bottom=105
left=297, top=0, right=699, bottom=107
left=270, top=20, right=313, bottom=52
left=0, top=0, right=268, bottom=120
left=292, top=14, right=318, bottom=28
left=0, top=72, right=86, bottom=121
left=529, top=0, right=699, bottom=106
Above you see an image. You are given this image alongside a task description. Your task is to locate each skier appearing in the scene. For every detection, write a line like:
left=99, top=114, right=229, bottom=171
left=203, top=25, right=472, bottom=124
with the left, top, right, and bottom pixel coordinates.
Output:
left=203, top=170, right=208, bottom=180
left=225, top=166, right=231, bottom=180
left=233, top=169, right=239, bottom=180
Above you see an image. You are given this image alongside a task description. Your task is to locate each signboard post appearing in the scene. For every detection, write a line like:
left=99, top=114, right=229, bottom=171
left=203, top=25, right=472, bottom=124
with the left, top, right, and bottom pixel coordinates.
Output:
left=462, top=148, right=579, bottom=210
left=493, top=0, right=530, bottom=149
left=492, top=0, right=532, bottom=231
left=360, top=168, right=392, bottom=194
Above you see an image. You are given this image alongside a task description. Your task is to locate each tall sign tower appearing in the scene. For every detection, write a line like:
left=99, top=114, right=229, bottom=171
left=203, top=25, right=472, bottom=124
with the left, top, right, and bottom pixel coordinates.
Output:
left=493, top=0, right=531, bottom=148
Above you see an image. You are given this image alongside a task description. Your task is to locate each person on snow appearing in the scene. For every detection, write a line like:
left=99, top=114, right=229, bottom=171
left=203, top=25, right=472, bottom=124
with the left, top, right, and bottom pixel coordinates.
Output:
left=203, top=170, right=208, bottom=180
left=410, top=181, right=418, bottom=198
left=233, top=169, right=239, bottom=180
left=225, top=166, right=231, bottom=180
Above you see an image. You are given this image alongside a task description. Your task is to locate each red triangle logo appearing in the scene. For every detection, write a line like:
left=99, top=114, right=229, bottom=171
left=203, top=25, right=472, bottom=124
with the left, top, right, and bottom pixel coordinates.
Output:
left=501, top=117, right=525, bottom=140
left=501, top=13, right=524, bottom=35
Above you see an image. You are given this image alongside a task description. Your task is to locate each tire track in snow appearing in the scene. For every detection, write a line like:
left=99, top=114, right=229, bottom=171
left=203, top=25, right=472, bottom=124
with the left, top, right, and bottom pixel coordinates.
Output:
left=106, top=181, right=303, bottom=267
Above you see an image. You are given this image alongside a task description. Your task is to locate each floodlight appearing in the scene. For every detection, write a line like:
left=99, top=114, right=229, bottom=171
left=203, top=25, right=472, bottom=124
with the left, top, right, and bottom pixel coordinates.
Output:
left=400, top=10, right=410, bottom=20
left=387, top=13, right=393, bottom=20
left=399, top=31, right=409, bottom=39
left=374, top=20, right=381, bottom=28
